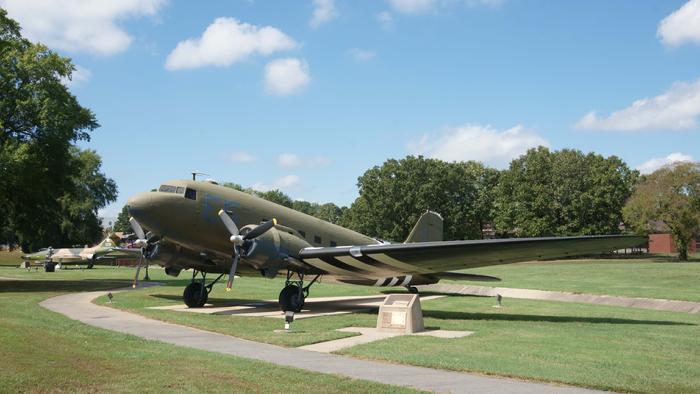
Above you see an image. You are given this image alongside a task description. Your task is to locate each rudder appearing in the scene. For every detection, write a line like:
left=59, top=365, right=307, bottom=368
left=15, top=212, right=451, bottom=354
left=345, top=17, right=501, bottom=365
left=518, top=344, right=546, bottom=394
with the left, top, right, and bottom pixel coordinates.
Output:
left=404, top=211, right=443, bottom=243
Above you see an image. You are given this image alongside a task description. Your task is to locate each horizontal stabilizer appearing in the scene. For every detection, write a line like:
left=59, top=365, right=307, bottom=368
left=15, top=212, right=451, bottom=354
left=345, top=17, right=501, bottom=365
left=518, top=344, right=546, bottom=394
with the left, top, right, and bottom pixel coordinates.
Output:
left=433, top=272, right=501, bottom=282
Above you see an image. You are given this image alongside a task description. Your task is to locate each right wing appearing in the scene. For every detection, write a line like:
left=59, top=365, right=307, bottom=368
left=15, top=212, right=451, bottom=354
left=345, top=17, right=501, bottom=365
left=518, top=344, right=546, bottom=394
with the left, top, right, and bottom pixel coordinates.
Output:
left=298, top=235, right=646, bottom=278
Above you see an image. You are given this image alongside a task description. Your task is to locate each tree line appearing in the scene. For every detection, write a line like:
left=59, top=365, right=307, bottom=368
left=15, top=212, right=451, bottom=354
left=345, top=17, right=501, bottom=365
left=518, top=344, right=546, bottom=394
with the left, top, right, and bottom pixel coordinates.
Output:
left=1, top=10, right=116, bottom=251
left=210, top=152, right=697, bottom=260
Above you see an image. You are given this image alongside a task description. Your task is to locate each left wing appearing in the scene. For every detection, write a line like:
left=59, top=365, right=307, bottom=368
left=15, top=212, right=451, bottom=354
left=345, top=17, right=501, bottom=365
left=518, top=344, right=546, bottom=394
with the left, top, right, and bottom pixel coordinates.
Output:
left=298, top=235, right=646, bottom=277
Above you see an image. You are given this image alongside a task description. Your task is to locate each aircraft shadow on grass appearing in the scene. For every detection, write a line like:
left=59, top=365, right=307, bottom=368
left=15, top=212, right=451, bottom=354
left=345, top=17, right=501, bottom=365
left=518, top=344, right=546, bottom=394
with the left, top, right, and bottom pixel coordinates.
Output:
left=0, top=279, right=132, bottom=293
left=148, top=293, right=694, bottom=326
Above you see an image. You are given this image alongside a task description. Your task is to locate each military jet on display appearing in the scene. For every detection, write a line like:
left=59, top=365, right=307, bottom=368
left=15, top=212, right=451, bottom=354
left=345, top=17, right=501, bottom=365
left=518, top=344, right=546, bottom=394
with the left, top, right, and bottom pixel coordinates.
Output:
left=127, top=179, right=646, bottom=311
left=22, top=236, right=141, bottom=272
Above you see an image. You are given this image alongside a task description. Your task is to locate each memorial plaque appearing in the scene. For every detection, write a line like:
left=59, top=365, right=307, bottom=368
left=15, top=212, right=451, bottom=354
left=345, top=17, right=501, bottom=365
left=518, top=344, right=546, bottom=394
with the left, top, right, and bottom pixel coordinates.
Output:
left=377, top=294, right=424, bottom=333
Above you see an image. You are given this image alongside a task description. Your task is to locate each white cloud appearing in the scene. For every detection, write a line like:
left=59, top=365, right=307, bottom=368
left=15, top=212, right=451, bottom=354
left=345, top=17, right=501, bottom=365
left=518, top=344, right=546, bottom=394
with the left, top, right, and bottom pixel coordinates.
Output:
left=376, top=11, right=394, bottom=30
left=165, top=17, right=298, bottom=71
left=278, top=153, right=302, bottom=167
left=277, top=153, right=330, bottom=167
left=310, top=0, right=338, bottom=28
left=575, top=78, right=700, bottom=131
left=658, top=0, right=700, bottom=47
left=61, top=65, right=91, bottom=87
left=386, top=0, right=502, bottom=14
left=637, top=153, right=695, bottom=175
left=263, top=58, right=310, bottom=96
left=388, top=0, right=437, bottom=14
left=408, top=124, right=549, bottom=168
left=0, top=0, right=165, bottom=55
left=347, top=48, right=376, bottom=61
left=252, top=175, right=300, bottom=192
left=229, top=151, right=256, bottom=162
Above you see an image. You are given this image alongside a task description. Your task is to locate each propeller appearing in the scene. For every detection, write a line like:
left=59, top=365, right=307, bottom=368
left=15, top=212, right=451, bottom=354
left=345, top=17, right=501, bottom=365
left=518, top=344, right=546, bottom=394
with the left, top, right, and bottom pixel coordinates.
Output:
left=217, top=209, right=276, bottom=291
left=129, top=217, right=158, bottom=288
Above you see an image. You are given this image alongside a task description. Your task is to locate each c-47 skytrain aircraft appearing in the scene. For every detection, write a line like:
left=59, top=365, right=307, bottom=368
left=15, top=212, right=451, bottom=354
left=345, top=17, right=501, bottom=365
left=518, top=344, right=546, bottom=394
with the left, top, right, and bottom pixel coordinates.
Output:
left=127, top=179, right=645, bottom=311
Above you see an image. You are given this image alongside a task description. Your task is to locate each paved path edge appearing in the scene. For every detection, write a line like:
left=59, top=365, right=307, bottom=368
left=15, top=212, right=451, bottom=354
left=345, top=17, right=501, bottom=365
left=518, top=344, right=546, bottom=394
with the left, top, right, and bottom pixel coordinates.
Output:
left=39, top=289, right=602, bottom=394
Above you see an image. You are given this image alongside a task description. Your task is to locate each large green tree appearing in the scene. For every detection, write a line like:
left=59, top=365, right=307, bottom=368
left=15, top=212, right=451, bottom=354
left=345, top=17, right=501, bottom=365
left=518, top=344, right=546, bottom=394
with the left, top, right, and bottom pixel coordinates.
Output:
left=623, top=162, right=700, bottom=261
left=342, top=156, right=497, bottom=241
left=493, top=147, right=638, bottom=237
left=1, top=9, right=115, bottom=250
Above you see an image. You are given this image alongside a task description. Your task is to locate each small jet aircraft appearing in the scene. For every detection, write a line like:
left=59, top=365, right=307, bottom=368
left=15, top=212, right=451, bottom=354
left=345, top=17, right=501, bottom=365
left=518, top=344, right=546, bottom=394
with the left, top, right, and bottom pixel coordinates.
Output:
left=127, top=179, right=646, bottom=311
left=22, top=235, right=141, bottom=272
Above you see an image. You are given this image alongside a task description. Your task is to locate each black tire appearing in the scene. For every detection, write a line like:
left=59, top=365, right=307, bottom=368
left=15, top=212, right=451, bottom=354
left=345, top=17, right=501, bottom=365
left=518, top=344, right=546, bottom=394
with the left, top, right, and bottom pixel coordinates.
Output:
left=278, top=285, right=305, bottom=312
left=183, top=282, right=207, bottom=308
left=45, top=262, right=56, bottom=272
left=407, top=286, right=419, bottom=294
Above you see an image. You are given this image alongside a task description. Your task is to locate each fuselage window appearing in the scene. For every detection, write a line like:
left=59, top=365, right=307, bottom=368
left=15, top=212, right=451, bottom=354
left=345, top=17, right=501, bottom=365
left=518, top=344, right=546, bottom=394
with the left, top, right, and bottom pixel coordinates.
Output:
left=185, top=188, right=197, bottom=200
left=330, top=241, right=337, bottom=247
left=314, top=235, right=322, bottom=244
left=159, top=184, right=177, bottom=193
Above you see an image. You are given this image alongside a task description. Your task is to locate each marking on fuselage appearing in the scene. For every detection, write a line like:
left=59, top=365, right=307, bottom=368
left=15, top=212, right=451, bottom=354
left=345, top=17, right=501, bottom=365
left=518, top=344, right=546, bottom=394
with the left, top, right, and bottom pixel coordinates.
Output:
left=367, top=253, right=431, bottom=274
left=304, top=258, right=364, bottom=276
left=335, top=255, right=393, bottom=275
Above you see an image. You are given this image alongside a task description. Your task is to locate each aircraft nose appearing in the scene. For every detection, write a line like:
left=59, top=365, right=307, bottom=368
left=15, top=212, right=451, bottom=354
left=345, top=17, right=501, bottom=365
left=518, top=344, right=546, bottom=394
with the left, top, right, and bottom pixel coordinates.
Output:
left=127, top=192, right=152, bottom=219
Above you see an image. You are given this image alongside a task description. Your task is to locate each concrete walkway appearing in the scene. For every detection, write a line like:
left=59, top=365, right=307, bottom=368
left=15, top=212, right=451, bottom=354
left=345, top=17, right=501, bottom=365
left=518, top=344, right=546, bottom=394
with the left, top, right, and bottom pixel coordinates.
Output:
left=40, top=289, right=601, bottom=394
left=421, top=284, right=700, bottom=314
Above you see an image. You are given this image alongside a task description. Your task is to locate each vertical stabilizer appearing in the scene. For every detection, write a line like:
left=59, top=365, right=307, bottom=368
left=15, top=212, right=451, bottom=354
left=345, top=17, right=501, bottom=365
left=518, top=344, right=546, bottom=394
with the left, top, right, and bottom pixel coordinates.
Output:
left=405, top=211, right=443, bottom=243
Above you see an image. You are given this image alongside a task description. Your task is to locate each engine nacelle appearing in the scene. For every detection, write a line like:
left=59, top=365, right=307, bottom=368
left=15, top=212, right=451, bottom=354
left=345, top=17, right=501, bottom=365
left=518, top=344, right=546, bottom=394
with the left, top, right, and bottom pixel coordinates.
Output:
left=151, top=239, right=204, bottom=273
left=244, top=227, right=311, bottom=278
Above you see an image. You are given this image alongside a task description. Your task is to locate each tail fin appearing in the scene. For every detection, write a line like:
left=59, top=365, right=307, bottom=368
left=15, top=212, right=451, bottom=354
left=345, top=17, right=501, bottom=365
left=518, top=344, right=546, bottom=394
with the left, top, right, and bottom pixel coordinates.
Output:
left=405, top=211, right=443, bottom=243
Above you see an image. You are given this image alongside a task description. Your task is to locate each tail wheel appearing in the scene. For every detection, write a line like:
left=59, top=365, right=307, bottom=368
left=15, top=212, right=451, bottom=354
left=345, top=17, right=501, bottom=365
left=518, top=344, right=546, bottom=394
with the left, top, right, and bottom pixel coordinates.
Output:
left=45, top=262, right=56, bottom=272
left=183, top=282, right=208, bottom=308
left=279, top=285, right=305, bottom=312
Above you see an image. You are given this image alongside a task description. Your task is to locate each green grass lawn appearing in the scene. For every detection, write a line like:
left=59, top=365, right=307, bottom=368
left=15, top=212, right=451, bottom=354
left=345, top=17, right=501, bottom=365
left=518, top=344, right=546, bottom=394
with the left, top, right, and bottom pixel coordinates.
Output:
left=0, top=272, right=419, bottom=393
left=449, top=254, right=700, bottom=302
left=3, top=256, right=700, bottom=393
left=0, top=250, right=22, bottom=266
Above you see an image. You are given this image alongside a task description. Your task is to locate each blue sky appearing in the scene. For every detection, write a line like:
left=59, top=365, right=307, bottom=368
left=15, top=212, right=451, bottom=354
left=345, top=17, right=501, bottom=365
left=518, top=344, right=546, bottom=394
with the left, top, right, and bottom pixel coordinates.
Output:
left=2, top=0, right=699, bottom=222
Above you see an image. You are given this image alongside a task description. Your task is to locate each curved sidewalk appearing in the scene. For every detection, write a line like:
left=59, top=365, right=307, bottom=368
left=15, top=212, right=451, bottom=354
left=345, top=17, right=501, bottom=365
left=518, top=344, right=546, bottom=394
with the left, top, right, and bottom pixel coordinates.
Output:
left=421, top=284, right=700, bottom=314
left=40, top=289, right=600, bottom=394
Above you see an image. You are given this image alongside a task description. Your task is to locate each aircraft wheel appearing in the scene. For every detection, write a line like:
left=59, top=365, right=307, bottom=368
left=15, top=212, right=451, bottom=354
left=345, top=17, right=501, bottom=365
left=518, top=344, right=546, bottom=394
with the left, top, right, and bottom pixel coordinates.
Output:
left=407, top=286, right=419, bottom=294
left=278, top=285, right=305, bottom=312
left=45, top=262, right=56, bottom=272
left=183, top=282, right=208, bottom=308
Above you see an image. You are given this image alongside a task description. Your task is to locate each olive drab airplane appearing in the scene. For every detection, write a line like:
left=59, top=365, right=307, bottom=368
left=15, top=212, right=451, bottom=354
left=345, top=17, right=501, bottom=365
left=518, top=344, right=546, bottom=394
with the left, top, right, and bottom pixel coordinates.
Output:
left=22, top=235, right=141, bottom=272
left=127, top=179, right=646, bottom=311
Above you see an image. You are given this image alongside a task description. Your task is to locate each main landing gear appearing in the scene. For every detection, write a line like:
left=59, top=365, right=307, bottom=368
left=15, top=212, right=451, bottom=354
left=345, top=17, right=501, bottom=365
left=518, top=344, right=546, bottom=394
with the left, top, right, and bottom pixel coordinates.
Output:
left=183, top=270, right=225, bottom=308
left=278, top=271, right=320, bottom=313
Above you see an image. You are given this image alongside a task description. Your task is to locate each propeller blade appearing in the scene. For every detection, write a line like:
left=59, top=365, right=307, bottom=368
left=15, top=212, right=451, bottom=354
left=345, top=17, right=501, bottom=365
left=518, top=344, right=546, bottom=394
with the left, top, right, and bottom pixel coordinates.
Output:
left=132, top=253, right=143, bottom=288
left=129, top=217, right=146, bottom=240
left=243, top=218, right=277, bottom=240
left=217, top=210, right=240, bottom=236
left=225, top=246, right=240, bottom=291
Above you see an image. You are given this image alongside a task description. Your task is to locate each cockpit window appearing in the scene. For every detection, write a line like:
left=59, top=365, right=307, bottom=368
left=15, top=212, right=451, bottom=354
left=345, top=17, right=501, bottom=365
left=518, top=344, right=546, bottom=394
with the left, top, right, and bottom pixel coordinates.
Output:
left=159, top=184, right=177, bottom=193
left=176, top=186, right=185, bottom=194
left=185, top=187, right=197, bottom=200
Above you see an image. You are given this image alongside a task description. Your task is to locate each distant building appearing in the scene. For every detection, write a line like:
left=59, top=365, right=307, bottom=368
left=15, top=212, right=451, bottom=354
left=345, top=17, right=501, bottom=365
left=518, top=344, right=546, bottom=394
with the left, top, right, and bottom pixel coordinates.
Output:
left=648, top=234, right=698, bottom=254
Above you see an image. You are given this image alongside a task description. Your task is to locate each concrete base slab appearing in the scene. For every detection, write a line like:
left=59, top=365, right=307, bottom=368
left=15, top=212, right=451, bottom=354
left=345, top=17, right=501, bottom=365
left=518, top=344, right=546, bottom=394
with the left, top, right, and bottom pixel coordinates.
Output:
left=299, top=326, right=474, bottom=353
left=149, top=294, right=444, bottom=319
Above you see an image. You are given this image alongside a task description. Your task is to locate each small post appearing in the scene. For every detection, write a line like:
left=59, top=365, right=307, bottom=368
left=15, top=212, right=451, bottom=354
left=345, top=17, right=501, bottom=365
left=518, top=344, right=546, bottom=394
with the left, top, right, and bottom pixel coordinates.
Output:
left=107, top=292, right=113, bottom=304
left=495, top=294, right=502, bottom=308
left=284, top=311, right=295, bottom=331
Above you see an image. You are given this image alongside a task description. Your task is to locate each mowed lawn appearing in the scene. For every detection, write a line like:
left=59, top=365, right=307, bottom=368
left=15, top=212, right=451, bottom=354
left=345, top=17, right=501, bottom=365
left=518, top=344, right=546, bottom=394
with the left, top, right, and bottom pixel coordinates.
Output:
left=450, top=254, right=700, bottom=302
left=2, top=256, right=700, bottom=393
left=0, top=270, right=419, bottom=393
left=57, top=258, right=697, bottom=394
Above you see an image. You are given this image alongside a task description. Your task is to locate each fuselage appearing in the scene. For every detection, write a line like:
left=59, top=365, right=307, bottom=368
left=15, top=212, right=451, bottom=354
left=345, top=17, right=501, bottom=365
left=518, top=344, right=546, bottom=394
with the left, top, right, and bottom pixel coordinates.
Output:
left=128, top=179, right=378, bottom=273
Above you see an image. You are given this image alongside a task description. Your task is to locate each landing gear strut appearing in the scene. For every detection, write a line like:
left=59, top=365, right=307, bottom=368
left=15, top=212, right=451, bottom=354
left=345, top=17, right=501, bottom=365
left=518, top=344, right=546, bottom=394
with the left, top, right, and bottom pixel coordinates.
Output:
left=278, top=271, right=320, bottom=312
left=183, top=270, right=225, bottom=308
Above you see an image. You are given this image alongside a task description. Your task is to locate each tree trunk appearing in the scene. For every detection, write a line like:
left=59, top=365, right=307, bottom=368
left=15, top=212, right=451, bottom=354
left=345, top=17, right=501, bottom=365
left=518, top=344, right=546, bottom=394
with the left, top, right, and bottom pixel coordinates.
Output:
left=677, top=238, right=689, bottom=261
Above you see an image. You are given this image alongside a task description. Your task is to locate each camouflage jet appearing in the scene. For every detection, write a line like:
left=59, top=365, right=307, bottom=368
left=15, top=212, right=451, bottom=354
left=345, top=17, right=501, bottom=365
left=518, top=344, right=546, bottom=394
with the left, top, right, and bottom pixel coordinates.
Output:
left=127, top=179, right=646, bottom=311
left=22, top=236, right=141, bottom=272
